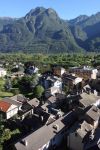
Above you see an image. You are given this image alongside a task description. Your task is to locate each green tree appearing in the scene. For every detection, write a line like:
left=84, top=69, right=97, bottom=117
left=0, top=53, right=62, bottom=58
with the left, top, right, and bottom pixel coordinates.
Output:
left=18, top=74, right=39, bottom=94
left=33, top=85, right=44, bottom=99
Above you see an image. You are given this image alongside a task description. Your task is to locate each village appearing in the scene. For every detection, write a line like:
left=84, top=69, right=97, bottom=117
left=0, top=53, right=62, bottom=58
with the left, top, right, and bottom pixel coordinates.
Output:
left=0, top=61, right=100, bottom=150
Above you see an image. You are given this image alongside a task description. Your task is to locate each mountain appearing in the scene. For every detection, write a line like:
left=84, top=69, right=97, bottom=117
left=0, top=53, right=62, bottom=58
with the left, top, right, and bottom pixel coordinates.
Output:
left=0, top=17, right=15, bottom=31
left=0, top=8, right=100, bottom=53
left=69, top=12, right=100, bottom=52
left=0, top=7, right=82, bottom=53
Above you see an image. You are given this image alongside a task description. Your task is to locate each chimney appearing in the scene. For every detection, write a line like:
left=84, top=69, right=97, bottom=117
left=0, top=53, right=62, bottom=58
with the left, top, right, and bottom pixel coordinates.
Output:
left=53, top=124, right=59, bottom=131
left=24, top=140, right=28, bottom=146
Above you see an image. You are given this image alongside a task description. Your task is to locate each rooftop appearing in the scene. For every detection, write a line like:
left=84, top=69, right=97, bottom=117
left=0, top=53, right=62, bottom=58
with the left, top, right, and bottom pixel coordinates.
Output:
left=86, top=105, right=100, bottom=121
left=62, top=74, right=77, bottom=81
left=28, top=98, right=39, bottom=107
left=15, top=111, right=77, bottom=150
left=11, top=94, right=27, bottom=103
left=48, top=96, right=56, bottom=104
left=70, top=66, right=96, bottom=71
left=3, top=97, right=22, bottom=107
left=80, top=93, right=100, bottom=108
left=0, top=100, right=11, bottom=112
left=77, top=121, right=92, bottom=139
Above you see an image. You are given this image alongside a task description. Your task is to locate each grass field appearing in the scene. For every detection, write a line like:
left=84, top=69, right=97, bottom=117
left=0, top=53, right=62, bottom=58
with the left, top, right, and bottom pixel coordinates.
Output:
left=0, top=78, right=13, bottom=99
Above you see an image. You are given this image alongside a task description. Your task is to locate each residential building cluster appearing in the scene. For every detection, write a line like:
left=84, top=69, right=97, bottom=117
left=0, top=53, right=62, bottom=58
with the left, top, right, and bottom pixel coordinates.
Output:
left=0, top=64, right=100, bottom=150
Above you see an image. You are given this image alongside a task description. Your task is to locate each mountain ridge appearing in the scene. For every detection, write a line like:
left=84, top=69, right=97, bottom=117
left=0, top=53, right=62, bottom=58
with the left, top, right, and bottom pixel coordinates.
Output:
left=0, top=7, right=100, bottom=53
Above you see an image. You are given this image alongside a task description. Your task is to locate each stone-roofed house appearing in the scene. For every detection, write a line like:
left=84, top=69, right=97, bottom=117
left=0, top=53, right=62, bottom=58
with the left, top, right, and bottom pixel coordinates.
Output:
left=47, top=96, right=57, bottom=108
left=45, top=86, right=61, bottom=98
left=67, top=118, right=100, bottom=150
left=18, top=102, right=33, bottom=120
left=11, top=94, right=28, bottom=104
left=28, top=98, right=40, bottom=114
left=84, top=128, right=100, bottom=150
left=85, top=105, right=100, bottom=125
left=14, top=111, right=77, bottom=150
left=41, top=75, right=62, bottom=90
left=79, top=92, right=100, bottom=110
left=62, top=73, right=82, bottom=93
left=67, top=105, right=100, bottom=150
left=47, top=93, right=66, bottom=108
left=69, top=66, right=98, bottom=80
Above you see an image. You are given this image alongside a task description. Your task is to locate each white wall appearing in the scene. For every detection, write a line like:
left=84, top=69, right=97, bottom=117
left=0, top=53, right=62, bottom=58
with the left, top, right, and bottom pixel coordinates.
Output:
left=61, top=68, right=66, bottom=76
left=54, top=81, right=62, bottom=90
left=74, top=77, right=82, bottom=85
left=6, top=104, right=18, bottom=119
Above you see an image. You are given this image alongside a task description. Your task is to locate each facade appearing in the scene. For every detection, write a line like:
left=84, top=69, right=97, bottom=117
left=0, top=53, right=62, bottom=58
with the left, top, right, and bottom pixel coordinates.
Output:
left=62, top=74, right=82, bottom=92
left=69, top=66, right=98, bottom=80
left=53, top=66, right=66, bottom=77
left=0, top=67, right=6, bottom=77
left=67, top=104, right=100, bottom=150
left=43, top=76, right=62, bottom=90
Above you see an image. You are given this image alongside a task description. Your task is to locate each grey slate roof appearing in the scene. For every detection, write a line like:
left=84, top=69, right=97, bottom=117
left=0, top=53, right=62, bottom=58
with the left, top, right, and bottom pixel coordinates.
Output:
left=80, top=93, right=99, bottom=108
left=3, top=97, right=21, bottom=107
left=28, top=98, right=39, bottom=107
left=15, top=111, right=76, bottom=150
left=86, top=105, right=100, bottom=121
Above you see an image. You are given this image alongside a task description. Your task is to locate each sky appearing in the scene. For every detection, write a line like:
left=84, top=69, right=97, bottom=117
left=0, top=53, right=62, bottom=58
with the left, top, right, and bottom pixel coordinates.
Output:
left=0, top=0, right=100, bottom=20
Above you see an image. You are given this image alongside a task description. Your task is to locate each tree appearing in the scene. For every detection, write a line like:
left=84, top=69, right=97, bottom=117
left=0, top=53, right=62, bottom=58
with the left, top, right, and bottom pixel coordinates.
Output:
left=0, top=115, right=11, bottom=150
left=33, top=85, right=44, bottom=99
left=18, top=74, right=39, bottom=94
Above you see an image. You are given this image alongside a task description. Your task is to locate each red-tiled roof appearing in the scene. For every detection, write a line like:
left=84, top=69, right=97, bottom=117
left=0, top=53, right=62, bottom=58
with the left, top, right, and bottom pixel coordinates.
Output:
left=0, top=101, right=11, bottom=112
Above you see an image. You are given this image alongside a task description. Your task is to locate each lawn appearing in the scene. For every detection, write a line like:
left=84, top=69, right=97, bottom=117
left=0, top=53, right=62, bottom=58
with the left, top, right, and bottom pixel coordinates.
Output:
left=0, top=78, right=14, bottom=99
left=0, top=92, right=14, bottom=99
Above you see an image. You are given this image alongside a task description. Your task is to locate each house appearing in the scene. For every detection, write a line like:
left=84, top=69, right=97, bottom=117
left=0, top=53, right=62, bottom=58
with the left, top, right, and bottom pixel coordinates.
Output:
left=41, top=75, right=62, bottom=90
left=79, top=92, right=100, bottom=110
left=45, top=86, right=61, bottom=98
left=40, top=101, right=63, bottom=120
left=68, top=119, right=100, bottom=150
left=85, top=105, right=100, bottom=125
left=14, top=111, right=77, bottom=150
left=0, top=100, right=19, bottom=119
left=62, top=73, right=82, bottom=93
left=84, top=128, right=100, bottom=150
left=28, top=98, right=40, bottom=113
left=18, top=102, right=34, bottom=120
left=10, top=94, right=28, bottom=104
left=25, top=66, right=39, bottom=75
left=47, top=93, right=66, bottom=108
left=47, top=96, right=57, bottom=108
left=3, top=97, right=22, bottom=109
left=1, top=96, right=35, bottom=120
left=28, top=98, right=39, bottom=107
left=67, top=105, right=100, bottom=150
left=69, top=66, right=98, bottom=80
left=67, top=121, right=93, bottom=150
left=52, top=66, right=66, bottom=77
left=0, top=67, right=6, bottom=77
